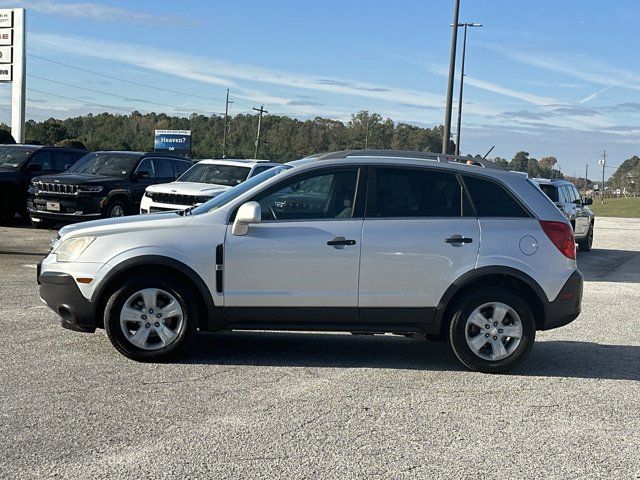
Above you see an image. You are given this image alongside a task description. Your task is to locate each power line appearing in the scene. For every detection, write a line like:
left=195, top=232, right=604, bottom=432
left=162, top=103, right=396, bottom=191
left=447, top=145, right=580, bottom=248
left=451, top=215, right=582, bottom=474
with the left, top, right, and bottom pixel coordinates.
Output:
left=26, top=87, right=132, bottom=112
left=28, top=53, right=227, bottom=103
left=28, top=73, right=223, bottom=115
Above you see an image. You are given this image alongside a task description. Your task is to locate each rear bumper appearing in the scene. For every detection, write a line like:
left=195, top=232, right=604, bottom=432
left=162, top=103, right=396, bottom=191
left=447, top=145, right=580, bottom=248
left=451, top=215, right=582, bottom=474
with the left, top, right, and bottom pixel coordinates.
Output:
left=39, top=271, right=96, bottom=333
left=542, top=269, right=583, bottom=330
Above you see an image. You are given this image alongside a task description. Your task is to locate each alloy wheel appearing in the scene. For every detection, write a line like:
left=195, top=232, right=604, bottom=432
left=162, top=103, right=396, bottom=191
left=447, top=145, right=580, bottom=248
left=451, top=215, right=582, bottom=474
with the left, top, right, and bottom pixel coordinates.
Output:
left=119, top=288, right=185, bottom=351
left=464, top=302, right=523, bottom=361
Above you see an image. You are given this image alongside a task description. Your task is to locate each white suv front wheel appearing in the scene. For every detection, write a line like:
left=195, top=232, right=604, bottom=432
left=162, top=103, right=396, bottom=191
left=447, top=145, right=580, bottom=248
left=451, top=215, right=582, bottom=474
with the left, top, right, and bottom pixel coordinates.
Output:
left=104, top=274, right=197, bottom=361
left=449, top=287, right=536, bottom=373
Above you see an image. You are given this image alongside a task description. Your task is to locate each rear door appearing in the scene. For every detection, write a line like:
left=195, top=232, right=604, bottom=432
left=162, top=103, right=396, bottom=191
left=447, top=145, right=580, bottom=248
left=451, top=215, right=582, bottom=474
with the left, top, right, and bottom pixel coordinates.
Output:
left=358, top=167, right=480, bottom=322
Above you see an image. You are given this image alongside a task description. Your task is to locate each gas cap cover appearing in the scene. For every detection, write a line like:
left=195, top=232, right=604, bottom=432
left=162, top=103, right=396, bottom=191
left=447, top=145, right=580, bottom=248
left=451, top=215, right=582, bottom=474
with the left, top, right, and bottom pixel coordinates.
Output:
left=519, top=235, right=539, bottom=256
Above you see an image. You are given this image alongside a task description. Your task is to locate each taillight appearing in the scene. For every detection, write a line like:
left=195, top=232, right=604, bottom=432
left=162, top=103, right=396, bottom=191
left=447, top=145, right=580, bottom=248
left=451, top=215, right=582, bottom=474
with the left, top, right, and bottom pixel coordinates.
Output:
left=539, top=220, right=576, bottom=259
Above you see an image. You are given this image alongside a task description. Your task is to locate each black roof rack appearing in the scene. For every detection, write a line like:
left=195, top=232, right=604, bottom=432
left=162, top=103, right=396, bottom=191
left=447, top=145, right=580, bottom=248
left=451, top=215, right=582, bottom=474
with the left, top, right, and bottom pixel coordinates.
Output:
left=305, top=149, right=504, bottom=170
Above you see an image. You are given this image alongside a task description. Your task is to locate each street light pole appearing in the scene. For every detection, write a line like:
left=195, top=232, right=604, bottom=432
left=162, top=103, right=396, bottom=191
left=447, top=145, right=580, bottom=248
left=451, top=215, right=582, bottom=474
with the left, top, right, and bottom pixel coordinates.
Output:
left=442, top=0, right=461, bottom=154
left=454, top=22, right=482, bottom=156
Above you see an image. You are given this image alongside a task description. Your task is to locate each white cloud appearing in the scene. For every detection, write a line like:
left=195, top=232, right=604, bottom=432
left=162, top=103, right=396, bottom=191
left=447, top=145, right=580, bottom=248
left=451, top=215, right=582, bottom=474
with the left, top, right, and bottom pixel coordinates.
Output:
left=30, top=32, right=456, bottom=113
left=0, top=0, right=197, bottom=26
left=484, top=43, right=640, bottom=94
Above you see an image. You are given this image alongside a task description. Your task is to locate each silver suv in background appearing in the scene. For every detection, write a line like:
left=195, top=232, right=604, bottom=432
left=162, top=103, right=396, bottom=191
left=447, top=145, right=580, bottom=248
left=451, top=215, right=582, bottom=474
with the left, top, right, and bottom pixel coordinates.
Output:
left=533, top=179, right=594, bottom=252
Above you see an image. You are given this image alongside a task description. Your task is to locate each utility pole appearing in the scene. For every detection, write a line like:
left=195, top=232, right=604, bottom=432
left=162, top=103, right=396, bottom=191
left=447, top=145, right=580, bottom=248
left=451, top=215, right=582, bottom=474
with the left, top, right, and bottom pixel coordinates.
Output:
left=253, top=105, right=268, bottom=158
left=454, top=22, right=482, bottom=156
left=599, top=149, right=606, bottom=204
left=584, top=163, right=589, bottom=199
left=222, top=88, right=233, bottom=158
left=442, top=0, right=461, bottom=154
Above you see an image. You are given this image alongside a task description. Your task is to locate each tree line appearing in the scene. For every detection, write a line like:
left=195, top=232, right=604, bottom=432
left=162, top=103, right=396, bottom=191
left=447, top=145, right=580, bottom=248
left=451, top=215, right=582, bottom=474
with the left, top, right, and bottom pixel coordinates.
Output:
left=0, top=110, right=635, bottom=189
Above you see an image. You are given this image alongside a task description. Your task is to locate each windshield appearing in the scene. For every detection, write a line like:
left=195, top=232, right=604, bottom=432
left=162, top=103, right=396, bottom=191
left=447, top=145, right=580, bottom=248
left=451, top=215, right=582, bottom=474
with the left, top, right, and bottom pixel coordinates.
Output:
left=178, top=163, right=251, bottom=186
left=190, top=164, right=291, bottom=215
left=67, top=152, right=142, bottom=177
left=0, top=146, right=39, bottom=170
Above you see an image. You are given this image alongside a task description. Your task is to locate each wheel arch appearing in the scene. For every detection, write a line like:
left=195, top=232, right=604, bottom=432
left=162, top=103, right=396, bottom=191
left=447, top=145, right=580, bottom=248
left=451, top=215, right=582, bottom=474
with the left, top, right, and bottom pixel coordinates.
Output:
left=435, top=266, right=548, bottom=337
left=91, top=255, right=215, bottom=329
left=103, top=190, right=132, bottom=214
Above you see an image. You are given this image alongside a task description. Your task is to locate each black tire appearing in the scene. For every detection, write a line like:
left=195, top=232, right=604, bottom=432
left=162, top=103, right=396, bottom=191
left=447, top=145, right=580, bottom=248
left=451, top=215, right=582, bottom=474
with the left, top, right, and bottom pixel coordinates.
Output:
left=577, top=226, right=593, bottom=252
left=104, top=198, right=128, bottom=218
left=448, top=287, right=536, bottom=373
left=104, top=274, right=198, bottom=362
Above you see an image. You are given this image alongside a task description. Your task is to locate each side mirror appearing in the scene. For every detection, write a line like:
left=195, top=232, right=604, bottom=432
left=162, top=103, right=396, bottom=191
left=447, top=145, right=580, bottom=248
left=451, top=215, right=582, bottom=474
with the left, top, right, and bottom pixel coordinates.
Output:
left=135, top=170, right=150, bottom=179
left=583, top=197, right=593, bottom=206
left=232, top=201, right=261, bottom=236
left=27, top=163, right=42, bottom=173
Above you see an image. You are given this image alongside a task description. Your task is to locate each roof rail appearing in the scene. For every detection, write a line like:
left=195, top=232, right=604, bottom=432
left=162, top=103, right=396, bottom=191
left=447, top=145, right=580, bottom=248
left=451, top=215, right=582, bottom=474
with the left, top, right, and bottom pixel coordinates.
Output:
left=307, top=149, right=504, bottom=170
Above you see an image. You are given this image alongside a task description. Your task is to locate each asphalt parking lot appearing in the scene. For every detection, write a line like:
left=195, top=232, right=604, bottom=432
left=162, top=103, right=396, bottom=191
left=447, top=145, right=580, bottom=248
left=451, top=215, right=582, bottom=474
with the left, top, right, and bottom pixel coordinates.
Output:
left=1, top=218, right=639, bottom=479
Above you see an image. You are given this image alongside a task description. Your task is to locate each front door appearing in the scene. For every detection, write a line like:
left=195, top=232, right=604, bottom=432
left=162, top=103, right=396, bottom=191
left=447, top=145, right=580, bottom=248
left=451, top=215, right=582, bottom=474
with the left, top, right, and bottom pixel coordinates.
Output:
left=223, top=167, right=364, bottom=322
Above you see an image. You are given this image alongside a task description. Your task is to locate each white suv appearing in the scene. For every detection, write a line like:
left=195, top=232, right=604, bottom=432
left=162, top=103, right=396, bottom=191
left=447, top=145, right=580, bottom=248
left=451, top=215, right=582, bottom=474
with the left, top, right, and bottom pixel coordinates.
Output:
left=140, top=159, right=279, bottom=213
left=37, top=150, right=583, bottom=373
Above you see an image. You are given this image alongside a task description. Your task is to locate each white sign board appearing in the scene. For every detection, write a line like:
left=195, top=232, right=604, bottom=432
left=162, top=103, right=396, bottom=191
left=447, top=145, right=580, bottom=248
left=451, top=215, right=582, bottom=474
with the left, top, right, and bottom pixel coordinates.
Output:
left=0, top=29, right=12, bottom=46
left=0, top=9, right=12, bottom=28
left=0, top=46, right=11, bottom=63
left=593, top=184, right=599, bottom=191
left=0, top=64, right=11, bottom=81
left=1, top=8, right=25, bottom=142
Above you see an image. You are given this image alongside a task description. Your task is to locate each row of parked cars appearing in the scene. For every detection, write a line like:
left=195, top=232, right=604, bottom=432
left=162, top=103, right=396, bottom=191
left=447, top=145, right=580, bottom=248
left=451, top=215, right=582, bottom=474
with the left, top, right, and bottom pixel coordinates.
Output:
left=1, top=145, right=596, bottom=253
left=34, top=148, right=591, bottom=373
left=0, top=144, right=281, bottom=227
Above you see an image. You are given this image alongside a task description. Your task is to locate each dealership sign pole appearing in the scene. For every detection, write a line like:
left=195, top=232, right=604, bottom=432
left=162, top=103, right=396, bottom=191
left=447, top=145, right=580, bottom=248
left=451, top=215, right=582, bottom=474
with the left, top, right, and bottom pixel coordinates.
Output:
left=0, top=8, right=25, bottom=143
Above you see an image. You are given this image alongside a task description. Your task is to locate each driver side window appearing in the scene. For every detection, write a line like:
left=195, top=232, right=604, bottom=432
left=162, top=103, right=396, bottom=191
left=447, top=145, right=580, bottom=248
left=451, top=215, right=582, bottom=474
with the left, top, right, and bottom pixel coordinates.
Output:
left=254, top=169, right=358, bottom=221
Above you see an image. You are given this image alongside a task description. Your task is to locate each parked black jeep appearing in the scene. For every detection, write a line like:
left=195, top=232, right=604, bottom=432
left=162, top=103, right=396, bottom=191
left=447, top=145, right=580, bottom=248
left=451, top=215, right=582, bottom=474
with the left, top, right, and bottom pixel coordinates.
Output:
left=27, top=151, right=192, bottom=228
left=0, top=144, right=88, bottom=224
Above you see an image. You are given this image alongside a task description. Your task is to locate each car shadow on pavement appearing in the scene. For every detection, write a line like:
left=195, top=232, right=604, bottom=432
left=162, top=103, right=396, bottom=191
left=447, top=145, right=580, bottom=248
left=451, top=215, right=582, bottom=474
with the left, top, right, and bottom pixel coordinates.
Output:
left=183, top=331, right=462, bottom=372
left=181, top=332, right=639, bottom=381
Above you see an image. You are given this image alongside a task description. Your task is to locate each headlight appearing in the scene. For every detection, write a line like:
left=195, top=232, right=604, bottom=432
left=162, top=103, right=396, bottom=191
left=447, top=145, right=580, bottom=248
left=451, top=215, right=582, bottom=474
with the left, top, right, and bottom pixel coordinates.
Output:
left=144, top=191, right=154, bottom=198
left=77, top=185, right=103, bottom=193
left=53, top=236, right=96, bottom=262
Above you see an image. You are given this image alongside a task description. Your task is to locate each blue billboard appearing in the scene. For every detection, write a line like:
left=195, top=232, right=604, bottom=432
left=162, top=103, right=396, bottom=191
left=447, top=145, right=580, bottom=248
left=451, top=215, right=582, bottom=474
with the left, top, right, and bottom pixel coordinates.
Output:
left=154, top=129, right=191, bottom=157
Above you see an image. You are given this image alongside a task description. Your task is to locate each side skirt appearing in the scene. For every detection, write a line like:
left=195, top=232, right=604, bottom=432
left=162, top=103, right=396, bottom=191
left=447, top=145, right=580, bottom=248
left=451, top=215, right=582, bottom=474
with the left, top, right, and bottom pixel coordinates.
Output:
left=201, top=306, right=440, bottom=335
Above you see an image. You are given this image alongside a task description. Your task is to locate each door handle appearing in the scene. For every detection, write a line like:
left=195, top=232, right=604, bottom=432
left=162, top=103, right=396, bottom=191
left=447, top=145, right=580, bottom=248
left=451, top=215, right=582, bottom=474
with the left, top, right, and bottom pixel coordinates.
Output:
left=445, top=235, right=473, bottom=246
left=327, top=236, right=356, bottom=247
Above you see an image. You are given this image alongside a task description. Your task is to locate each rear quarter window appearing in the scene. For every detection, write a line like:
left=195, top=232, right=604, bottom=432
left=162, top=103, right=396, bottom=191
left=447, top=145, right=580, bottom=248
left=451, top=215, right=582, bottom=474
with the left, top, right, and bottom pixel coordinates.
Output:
left=463, top=176, right=530, bottom=218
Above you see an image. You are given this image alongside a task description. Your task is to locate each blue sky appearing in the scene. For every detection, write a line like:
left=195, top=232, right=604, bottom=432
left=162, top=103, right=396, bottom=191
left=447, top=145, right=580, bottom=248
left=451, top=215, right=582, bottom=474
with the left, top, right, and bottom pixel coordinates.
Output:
left=0, top=0, right=639, bottom=175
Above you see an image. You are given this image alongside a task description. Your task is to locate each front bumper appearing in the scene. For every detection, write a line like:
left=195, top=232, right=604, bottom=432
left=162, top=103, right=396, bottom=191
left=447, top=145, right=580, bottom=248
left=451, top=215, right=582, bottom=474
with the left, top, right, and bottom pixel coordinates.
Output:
left=28, top=194, right=104, bottom=221
left=39, top=270, right=96, bottom=333
left=542, top=269, right=583, bottom=330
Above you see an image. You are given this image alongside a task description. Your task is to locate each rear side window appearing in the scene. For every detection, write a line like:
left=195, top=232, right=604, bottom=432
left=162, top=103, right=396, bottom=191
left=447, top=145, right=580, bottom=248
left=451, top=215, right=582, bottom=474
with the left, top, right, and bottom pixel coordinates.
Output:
left=463, top=176, right=529, bottom=217
left=153, top=158, right=174, bottom=178
left=368, top=168, right=472, bottom=218
left=538, top=183, right=558, bottom=202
